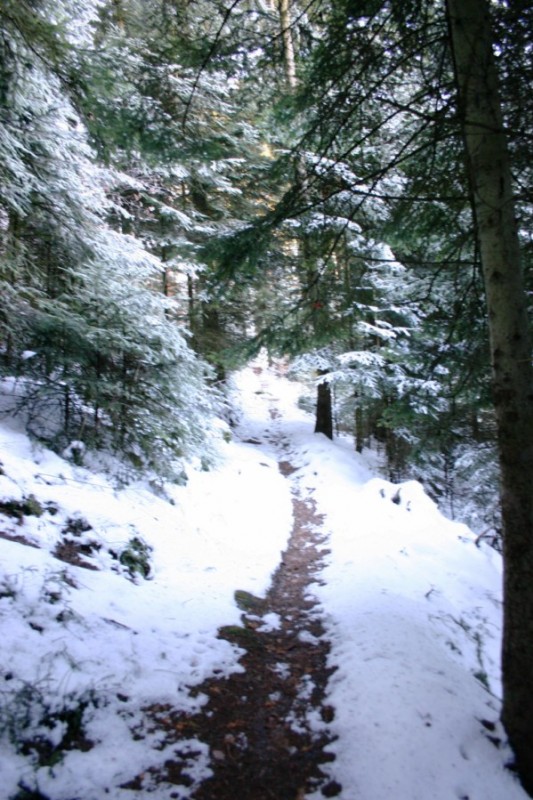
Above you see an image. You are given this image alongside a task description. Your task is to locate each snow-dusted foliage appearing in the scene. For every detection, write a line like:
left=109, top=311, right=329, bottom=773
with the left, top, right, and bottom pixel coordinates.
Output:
left=0, top=0, right=219, bottom=478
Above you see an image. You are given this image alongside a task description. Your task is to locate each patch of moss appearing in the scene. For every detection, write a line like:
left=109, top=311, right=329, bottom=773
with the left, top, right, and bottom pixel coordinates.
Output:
left=218, top=625, right=265, bottom=652
left=0, top=495, right=43, bottom=521
left=234, top=589, right=266, bottom=614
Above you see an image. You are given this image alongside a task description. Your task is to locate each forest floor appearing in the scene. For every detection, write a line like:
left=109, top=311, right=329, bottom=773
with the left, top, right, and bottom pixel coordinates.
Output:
left=0, top=359, right=525, bottom=800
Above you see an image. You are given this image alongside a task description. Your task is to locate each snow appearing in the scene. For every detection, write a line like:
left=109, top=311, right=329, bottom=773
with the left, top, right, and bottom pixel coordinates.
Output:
left=0, top=357, right=527, bottom=799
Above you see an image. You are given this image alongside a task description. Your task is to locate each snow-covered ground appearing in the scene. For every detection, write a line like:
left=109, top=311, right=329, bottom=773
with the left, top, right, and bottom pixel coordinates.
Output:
left=0, top=359, right=527, bottom=799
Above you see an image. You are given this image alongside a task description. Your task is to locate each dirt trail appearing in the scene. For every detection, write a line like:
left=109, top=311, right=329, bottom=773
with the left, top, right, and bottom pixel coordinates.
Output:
left=129, top=383, right=340, bottom=799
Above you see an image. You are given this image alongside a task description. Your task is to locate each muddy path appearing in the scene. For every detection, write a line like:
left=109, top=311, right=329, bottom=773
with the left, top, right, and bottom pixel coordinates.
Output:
left=132, top=477, right=339, bottom=799
left=127, top=383, right=340, bottom=799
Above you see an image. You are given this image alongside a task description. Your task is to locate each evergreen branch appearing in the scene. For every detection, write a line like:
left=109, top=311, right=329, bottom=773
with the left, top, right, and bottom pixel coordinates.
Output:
left=182, top=0, right=243, bottom=130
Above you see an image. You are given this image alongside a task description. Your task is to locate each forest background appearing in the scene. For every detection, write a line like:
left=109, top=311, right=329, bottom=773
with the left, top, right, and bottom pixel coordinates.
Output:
left=1, top=0, right=533, bottom=793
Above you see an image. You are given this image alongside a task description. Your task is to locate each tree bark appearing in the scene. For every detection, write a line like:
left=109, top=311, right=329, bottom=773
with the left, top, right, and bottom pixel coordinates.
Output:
left=446, top=0, right=533, bottom=793
left=278, top=0, right=297, bottom=90
left=277, top=0, right=333, bottom=438
left=355, top=401, right=364, bottom=453
left=315, top=372, right=333, bottom=439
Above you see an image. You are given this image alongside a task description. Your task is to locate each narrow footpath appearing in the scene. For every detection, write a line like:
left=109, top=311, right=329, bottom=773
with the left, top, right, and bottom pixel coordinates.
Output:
left=128, top=376, right=340, bottom=799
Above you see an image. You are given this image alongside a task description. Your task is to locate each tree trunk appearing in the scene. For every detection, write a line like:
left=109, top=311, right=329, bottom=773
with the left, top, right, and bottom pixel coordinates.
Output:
left=355, top=401, right=364, bottom=453
left=446, top=0, right=533, bottom=793
left=278, top=0, right=333, bottom=441
left=315, top=372, right=333, bottom=439
left=278, top=0, right=297, bottom=90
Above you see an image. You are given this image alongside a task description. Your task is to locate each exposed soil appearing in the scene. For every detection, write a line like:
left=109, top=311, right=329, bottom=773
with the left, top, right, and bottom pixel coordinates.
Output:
left=53, top=539, right=100, bottom=571
left=129, top=457, right=340, bottom=799
left=0, top=530, right=39, bottom=548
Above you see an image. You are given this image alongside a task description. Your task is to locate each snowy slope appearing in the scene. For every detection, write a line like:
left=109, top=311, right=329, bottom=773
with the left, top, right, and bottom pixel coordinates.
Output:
left=0, top=370, right=293, bottom=799
left=0, top=359, right=528, bottom=799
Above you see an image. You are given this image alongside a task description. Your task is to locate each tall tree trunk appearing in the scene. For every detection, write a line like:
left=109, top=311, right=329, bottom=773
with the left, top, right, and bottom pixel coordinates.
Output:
left=278, top=0, right=297, bottom=90
left=278, top=0, right=334, bottom=438
left=279, top=0, right=333, bottom=438
left=315, top=371, right=333, bottom=439
left=446, top=0, right=533, bottom=793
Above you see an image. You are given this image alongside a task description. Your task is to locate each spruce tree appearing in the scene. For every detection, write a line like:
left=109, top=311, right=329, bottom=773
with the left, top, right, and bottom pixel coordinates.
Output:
left=0, top=0, right=219, bottom=479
